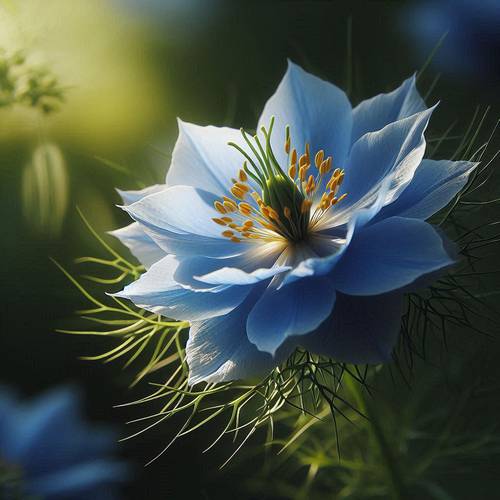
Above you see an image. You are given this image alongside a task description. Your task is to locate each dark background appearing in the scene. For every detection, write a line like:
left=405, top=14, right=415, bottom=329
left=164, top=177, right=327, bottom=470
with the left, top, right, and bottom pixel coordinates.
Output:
left=1, top=1, right=499, bottom=498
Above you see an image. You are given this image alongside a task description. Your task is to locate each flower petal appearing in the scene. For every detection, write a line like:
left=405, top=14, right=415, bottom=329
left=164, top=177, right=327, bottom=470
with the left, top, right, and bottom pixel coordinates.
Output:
left=246, top=277, right=336, bottom=355
left=116, top=184, right=166, bottom=205
left=109, top=222, right=165, bottom=268
left=123, top=185, right=219, bottom=237
left=333, top=216, right=455, bottom=296
left=301, top=292, right=403, bottom=364
left=352, top=75, right=427, bottom=143
left=283, top=177, right=393, bottom=285
left=195, top=264, right=291, bottom=286
left=28, top=459, right=127, bottom=497
left=186, top=294, right=291, bottom=385
left=122, top=185, right=251, bottom=258
left=376, top=159, right=478, bottom=220
left=258, top=60, right=352, bottom=169
left=2, top=388, right=80, bottom=461
left=115, top=255, right=252, bottom=321
left=335, top=106, right=435, bottom=227
left=165, top=119, right=248, bottom=196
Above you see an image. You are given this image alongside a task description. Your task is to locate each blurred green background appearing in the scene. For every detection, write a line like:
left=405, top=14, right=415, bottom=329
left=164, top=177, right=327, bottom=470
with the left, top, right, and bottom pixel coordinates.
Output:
left=1, top=1, right=499, bottom=498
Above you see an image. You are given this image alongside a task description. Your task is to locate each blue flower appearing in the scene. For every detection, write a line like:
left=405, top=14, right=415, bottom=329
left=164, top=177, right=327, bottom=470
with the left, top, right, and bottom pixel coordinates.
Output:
left=112, top=61, right=477, bottom=385
left=0, top=386, right=127, bottom=499
left=403, top=0, right=500, bottom=80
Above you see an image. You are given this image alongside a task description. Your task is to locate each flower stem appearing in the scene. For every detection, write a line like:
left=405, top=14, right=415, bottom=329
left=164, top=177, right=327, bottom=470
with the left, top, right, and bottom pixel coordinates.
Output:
left=344, top=372, right=405, bottom=500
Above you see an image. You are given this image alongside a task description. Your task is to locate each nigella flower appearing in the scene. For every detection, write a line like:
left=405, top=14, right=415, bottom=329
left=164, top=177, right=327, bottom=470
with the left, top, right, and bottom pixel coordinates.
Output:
left=0, top=386, right=127, bottom=499
left=112, top=61, right=477, bottom=385
left=403, top=0, right=500, bottom=81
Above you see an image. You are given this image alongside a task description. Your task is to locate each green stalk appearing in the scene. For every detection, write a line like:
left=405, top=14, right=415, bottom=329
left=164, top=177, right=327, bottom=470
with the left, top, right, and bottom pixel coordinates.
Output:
left=344, top=372, right=405, bottom=500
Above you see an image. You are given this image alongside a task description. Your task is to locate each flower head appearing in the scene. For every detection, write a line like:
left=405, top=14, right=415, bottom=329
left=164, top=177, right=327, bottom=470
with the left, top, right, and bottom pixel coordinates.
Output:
left=0, top=386, right=127, bottom=499
left=403, top=0, right=500, bottom=81
left=113, top=61, right=477, bottom=385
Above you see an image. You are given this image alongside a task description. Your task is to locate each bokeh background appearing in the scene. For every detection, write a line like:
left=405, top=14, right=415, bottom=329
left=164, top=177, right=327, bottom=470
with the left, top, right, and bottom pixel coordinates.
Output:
left=1, top=1, right=499, bottom=498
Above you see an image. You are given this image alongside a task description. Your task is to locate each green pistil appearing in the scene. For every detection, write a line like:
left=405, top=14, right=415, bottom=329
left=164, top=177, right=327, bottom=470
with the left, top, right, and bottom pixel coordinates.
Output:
left=228, top=117, right=311, bottom=242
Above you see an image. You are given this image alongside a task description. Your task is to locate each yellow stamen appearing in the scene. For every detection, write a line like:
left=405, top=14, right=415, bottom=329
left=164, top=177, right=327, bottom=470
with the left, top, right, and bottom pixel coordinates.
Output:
left=268, top=208, right=280, bottom=221
left=262, top=221, right=277, bottom=231
left=299, top=166, right=307, bottom=182
left=301, top=199, right=312, bottom=213
left=230, top=186, right=246, bottom=200
left=238, top=169, right=248, bottom=182
left=238, top=202, right=253, bottom=216
left=214, top=201, right=227, bottom=214
left=234, top=182, right=250, bottom=192
left=319, top=157, right=332, bottom=175
left=306, top=174, right=316, bottom=194
left=251, top=192, right=262, bottom=204
left=299, top=153, right=309, bottom=168
left=212, top=217, right=227, bottom=226
left=212, top=129, right=348, bottom=245
left=223, top=200, right=237, bottom=212
left=315, top=150, right=324, bottom=169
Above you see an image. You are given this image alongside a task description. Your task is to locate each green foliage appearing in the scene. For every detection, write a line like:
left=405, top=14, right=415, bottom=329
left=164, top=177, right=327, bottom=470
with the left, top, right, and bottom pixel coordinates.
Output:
left=0, top=48, right=65, bottom=114
left=244, top=369, right=500, bottom=500
left=21, top=142, right=69, bottom=238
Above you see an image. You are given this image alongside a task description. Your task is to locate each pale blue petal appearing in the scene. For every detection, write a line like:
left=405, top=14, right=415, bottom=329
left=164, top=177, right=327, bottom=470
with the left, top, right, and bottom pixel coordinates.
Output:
left=116, top=184, right=166, bottom=205
left=376, top=159, right=478, bottom=220
left=165, top=119, right=248, bottom=196
left=282, top=178, right=392, bottom=285
left=109, top=222, right=165, bottom=268
left=174, top=252, right=285, bottom=289
left=339, top=106, right=436, bottom=213
left=258, top=60, right=352, bottom=169
left=122, top=185, right=252, bottom=258
left=2, top=388, right=79, bottom=461
left=173, top=255, right=238, bottom=290
left=301, top=292, right=403, bottom=364
left=195, top=264, right=291, bottom=286
left=123, top=185, right=220, bottom=237
left=246, top=277, right=336, bottom=355
left=186, top=296, right=281, bottom=385
left=144, top=229, right=249, bottom=258
left=333, top=216, right=455, bottom=296
left=28, top=460, right=127, bottom=497
left=115, top=255, right=252, bottom=321
left=352, top=75, right=427, bottom=143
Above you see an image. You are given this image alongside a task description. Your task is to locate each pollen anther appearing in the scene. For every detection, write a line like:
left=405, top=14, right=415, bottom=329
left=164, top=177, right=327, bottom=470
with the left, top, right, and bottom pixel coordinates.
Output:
left=214, top=201, right=226, bottom=214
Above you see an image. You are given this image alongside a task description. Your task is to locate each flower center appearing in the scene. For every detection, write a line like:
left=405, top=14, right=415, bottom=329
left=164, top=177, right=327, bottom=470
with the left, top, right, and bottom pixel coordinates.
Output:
left=212, top=117, right=347, bottom=245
